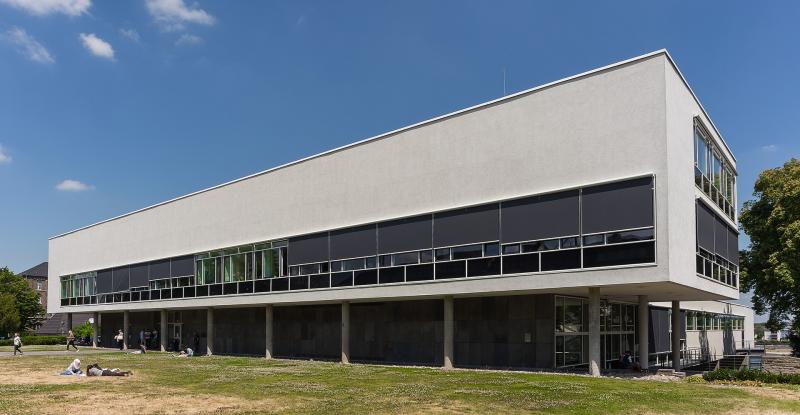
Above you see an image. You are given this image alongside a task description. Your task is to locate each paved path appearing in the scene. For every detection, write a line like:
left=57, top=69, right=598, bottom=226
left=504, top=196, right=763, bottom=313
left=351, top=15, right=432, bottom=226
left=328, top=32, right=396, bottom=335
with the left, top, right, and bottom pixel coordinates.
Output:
left=0, top=348, right=124, bottom=358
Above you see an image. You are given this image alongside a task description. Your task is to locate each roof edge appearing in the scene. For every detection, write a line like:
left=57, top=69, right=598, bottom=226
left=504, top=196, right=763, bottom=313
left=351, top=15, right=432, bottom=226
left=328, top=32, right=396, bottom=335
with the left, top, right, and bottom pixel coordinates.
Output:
left=51, top=49, right=731, bottom=240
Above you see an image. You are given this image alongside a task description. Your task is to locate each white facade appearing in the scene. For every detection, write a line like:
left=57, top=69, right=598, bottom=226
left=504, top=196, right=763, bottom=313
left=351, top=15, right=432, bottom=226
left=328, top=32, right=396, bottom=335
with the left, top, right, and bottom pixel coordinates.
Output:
left=48, top=50, right=739, bottom=316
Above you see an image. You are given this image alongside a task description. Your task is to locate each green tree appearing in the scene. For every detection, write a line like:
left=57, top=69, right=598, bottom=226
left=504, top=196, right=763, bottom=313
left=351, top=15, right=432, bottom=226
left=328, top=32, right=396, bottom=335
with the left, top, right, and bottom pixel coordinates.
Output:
left=72, top=322, right=93, bottom=339
left=0, top=267, right=45, bottom=333
left=0, top=293, right=21, bottom=338
left=739, top=158, right=800, bottom=356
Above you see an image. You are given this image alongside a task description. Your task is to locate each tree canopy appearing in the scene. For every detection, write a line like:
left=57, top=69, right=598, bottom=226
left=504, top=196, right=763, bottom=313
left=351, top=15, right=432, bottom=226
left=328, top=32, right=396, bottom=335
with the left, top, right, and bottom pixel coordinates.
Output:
left=739, top=158, right=800, bottom=353
left=0, top=267, right=45, bottom=335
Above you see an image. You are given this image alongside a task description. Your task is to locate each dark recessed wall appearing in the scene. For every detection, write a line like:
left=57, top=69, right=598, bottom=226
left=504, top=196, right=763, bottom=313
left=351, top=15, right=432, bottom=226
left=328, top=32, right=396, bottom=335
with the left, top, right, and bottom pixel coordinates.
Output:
left=350, top=300, right=443, bottom=366
left=454, top=295, right=554, bottom=368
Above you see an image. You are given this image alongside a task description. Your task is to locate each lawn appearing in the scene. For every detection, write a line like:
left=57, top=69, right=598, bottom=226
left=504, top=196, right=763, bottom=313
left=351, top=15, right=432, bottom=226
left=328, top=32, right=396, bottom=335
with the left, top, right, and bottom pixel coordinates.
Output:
left=1, top=352, right=799, bottom=414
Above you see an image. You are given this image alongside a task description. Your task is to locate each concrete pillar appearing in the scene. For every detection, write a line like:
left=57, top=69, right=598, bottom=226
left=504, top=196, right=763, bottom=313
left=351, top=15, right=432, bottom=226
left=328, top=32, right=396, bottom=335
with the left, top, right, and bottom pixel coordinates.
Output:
left=66, top=313, right=73, bottom=334
left=588, top=287, right=601, bottom=377
left=672, top=300, right=681, bottom=370
left=123, top=311, right=130, bottom=350
left=160, top=310, right=168, bottom=352
left=92, top=312, right=99, bottom=348
left=206, top=308, right=214, bottom=356
left=443, top=296, right=454, bottom=369
left=638, top=295, right=649, bottom=370
left=341, top=302, right=350, bottom=364
left=265, top=305, right=273, bottom=359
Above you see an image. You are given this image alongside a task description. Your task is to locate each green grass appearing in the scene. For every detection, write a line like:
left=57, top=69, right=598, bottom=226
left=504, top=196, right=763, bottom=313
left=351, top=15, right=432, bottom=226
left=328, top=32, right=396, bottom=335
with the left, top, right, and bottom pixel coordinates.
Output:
left=1, top=352, right=799, bottom=414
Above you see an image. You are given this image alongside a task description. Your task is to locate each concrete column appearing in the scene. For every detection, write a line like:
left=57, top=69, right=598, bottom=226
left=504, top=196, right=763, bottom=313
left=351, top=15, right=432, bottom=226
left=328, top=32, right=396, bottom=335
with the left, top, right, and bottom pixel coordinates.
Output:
left=123, top=311, right=130, bottom=350
left=92, top=312, right=99, bottom=348
left=206, top=308, right=214, bottom=356
left=341, top=302, right=350, bottom=364
left=443, top=296, right=454, bottom=369
left=588, top=287, right=601, bottom=377
left=265, top=305, right=273, bottom=359
left=160, top=310, right=168, bottom=352
left=638, top=295, right=649, bottom=370
left=672, top=300, right=681, bottom=370
left=66, top=313, right=73, bottom=334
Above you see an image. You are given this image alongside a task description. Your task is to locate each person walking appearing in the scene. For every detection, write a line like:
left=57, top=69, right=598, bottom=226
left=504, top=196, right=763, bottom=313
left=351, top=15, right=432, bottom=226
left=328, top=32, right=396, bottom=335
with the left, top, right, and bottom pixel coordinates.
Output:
left=66, top=330, right=79, bottom=351
left=115, top=330, right=124, bottom=350
left=193, top=332, right=200, bottom=355
left=152, top=329, right=158, bottom=350
left=12, top=333, right=23, bottom=356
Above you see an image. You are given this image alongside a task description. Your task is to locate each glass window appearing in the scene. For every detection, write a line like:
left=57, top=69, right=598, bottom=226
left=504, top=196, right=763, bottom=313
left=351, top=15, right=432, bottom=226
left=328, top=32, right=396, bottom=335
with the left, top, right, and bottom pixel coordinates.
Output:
left=330, top=261, right=342, bottom=272
left=451, top=244, right=482, bottom=260
left=343, top=258, right=366, bottom=271
left=262, top=249, right=280, bottom=278
left=299, top=263, right=319, bottom=275
left=606, top=228, right=654, bottom=244
left=419, top=250, right=433, bottom=263
left=713, top=153, right=722, bottom=191
left=365, top=256, right=378, bottom=268
left=379, top=255, right=392, bottom=267
left=696, top=129, right=708, bottom=175
left=560, top=237, right=580, bottom=249
left=521, top=239, right=558, bottom=253
left=583, top=234, right=604, bottom=246
left=502, top=244, right=520, bottom=255
left=435, top=248, right=450, bottom=261
left=484, top=242, right=500, bottom=257
left=563, top=298, right=583, bottom=333
left=555, top=296, right=564, bottom=332
left=392, top=252, right=419, bottom=266
left=224, top=254, right=247, bottom=282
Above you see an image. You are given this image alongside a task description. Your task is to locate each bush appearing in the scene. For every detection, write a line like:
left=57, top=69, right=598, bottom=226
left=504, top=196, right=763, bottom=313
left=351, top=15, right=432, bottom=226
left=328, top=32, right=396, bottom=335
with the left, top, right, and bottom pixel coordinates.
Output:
left=0, top=335, right=66, bottom=346
left=703, top=368, right=800, bottom=385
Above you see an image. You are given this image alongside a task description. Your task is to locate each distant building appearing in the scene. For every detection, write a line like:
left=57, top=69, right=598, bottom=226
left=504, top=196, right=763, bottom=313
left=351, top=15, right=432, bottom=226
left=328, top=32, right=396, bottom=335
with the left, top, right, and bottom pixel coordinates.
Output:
left=18, top=262, right=48, bottom=308
left=764, top=329, right=791, bottom=342
left=19, top=261, right=91, bottom=336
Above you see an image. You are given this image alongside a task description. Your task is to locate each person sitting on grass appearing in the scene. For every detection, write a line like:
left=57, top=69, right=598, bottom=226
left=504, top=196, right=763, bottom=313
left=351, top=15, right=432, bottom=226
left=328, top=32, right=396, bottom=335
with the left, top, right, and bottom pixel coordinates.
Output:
left=86, top=363, right=133, bottom=377
left=619, top=350, right=642, bottom=372
left=175, top=347, right=194, bottom=357
left=61, top=359, right=83, bottom=375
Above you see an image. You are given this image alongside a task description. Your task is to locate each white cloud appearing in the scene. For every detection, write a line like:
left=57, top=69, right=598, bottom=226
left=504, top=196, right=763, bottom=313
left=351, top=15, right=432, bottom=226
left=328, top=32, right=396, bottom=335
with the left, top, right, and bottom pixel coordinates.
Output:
left=2, top=27, right=55, bottom=64
left=79, top=33, right=114, bottom=60
left=145, top=0, right=215, bottom=31
left=56, top=179, right=94, bottom=191
left=761, top=144, right=778, bottom=152
left=175, top=33, right=202, bottom=46
left=0, top=0, right=90, bottom=16
left=120, top=28, right=140, bottom=42
left=0, top=144, right=11, bottom=164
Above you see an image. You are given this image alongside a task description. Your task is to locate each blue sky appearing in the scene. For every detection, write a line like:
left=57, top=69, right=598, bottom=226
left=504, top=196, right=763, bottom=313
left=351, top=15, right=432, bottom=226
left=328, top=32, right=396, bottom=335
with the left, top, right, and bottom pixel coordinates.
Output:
left=0, top=1, right=797, bottom=319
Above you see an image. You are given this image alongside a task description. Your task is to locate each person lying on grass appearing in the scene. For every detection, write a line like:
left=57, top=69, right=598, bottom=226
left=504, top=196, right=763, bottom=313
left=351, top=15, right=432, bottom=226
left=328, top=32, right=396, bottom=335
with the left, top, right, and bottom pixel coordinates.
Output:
left=86, top=363, right=133, bottom=377
left=175, top=347, right=194, bottom=357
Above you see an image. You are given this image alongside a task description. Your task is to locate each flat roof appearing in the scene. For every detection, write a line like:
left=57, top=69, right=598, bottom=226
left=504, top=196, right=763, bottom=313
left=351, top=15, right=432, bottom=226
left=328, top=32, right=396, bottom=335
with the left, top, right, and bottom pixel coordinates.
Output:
left=51, top=49, right=734, bottom=240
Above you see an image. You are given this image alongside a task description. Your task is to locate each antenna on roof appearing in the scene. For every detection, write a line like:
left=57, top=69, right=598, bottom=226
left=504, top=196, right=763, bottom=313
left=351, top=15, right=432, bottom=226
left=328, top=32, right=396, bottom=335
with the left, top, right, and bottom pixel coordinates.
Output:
left=503, top=67, right=507, bottom=96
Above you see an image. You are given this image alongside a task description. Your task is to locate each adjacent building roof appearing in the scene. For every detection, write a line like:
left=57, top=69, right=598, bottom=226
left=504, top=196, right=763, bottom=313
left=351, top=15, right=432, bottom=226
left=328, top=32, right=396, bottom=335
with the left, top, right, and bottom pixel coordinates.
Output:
left=19, top=261, right=48, bottom=278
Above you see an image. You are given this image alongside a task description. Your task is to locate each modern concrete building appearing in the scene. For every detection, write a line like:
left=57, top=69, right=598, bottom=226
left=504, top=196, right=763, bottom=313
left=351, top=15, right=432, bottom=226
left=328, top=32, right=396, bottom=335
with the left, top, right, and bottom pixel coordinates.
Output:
left=48, top=50, right=752, bottom=373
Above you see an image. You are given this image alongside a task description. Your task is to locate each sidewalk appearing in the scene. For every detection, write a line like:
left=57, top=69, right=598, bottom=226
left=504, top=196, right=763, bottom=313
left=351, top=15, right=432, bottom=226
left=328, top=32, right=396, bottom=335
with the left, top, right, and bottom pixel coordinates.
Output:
left=0, top=348, right=124, bottom=357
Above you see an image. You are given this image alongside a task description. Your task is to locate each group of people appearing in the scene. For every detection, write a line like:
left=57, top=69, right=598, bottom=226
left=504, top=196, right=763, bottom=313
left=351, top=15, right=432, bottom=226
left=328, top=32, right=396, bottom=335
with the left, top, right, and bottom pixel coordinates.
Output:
left=61, top=359, right=132, bottom=377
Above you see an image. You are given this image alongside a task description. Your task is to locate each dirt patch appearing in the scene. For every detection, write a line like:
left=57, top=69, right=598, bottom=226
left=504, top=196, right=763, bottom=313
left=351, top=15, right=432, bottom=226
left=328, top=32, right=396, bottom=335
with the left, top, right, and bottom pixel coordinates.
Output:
left=35, top=390, right=291, bottom=415
left=735, top=385, right=800, bottom=401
